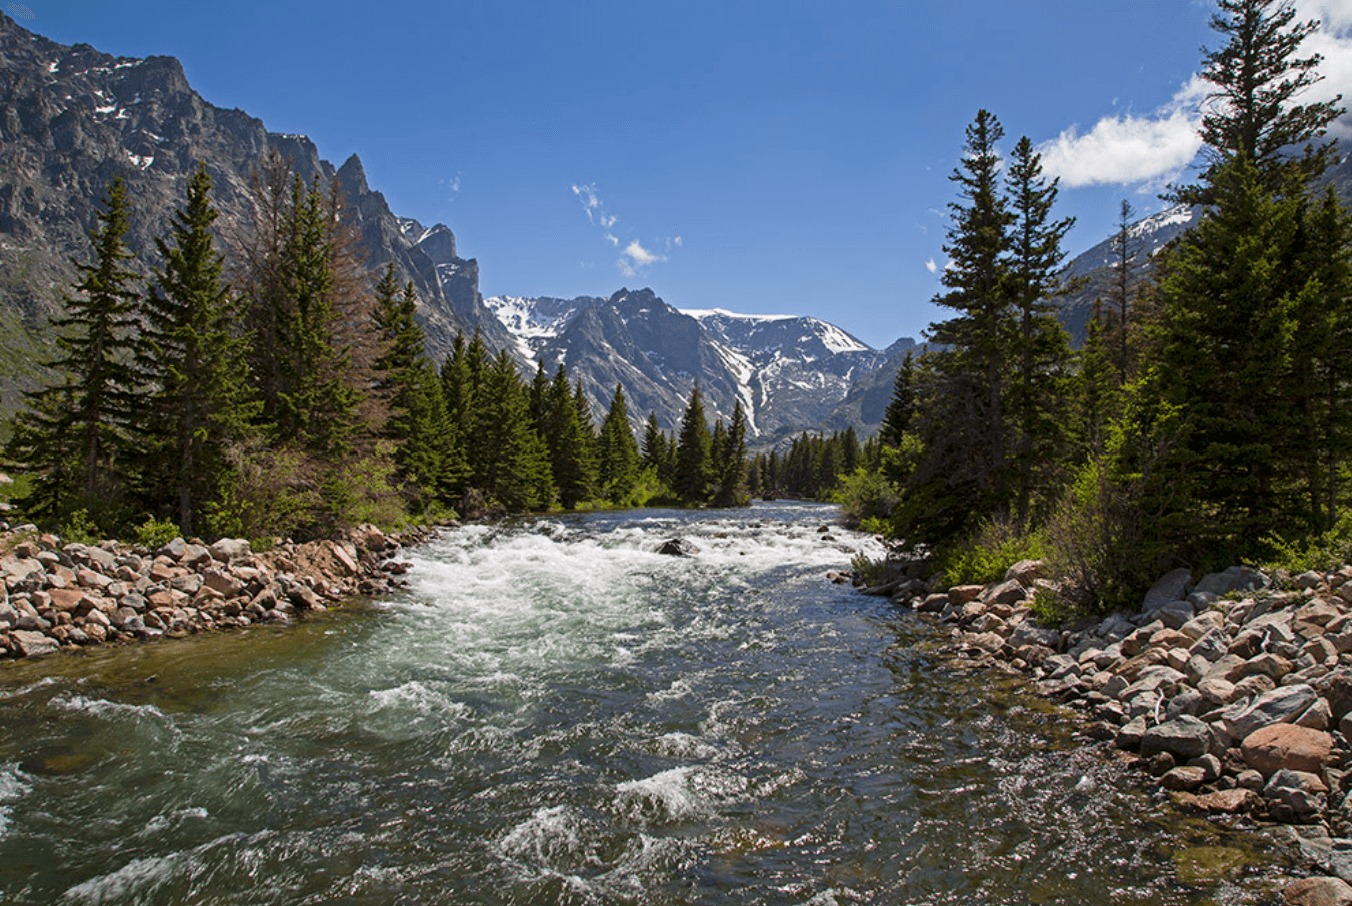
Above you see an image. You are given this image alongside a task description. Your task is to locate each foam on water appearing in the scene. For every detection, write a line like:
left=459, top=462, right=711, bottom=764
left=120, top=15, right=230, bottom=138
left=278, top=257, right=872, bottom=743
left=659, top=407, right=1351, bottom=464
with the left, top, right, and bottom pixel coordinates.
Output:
left=0, top=763, right=29, bottom=838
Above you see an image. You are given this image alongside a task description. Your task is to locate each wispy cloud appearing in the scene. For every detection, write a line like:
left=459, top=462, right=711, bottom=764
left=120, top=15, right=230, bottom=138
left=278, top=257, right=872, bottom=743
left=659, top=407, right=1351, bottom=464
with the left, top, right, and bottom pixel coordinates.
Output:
left=572, top=182, right=677, bottom=277
left=925, top=258, right=937, bottom=274
left=1040, top=2, right=1352, bottom=188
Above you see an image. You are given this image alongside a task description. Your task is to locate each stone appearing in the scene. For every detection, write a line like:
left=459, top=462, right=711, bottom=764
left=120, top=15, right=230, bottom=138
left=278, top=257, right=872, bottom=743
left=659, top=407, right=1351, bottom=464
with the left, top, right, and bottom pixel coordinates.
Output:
left=179, top=544, right=212, bottom=567
left=1116, top=715, right=1148, bottom=750
left=1150, top=627, right=1195, bottom=650
left=1008, top=623, right=1060, bottom=651
left=1143, top=568, right=1192, bottom=612
left=329, top=542, right=360, bottom=577
left=1155, top=599, right=1197, bottom=631
left=200, top=569, right=244, bottom=598
left=1142, top=715, right=1213, bottom=760
left=1195, top=566, right=1268, bottom=598
left=10, top=629, right=58, bottom=657
left=1265, top=768, right=1329, bottom=818
left=1245, top=653, right=1296, bottom=682
left=1004, top=559, right=1042, bottom=585
left=1298, top=598, right=1343, bottom=628
left=1161, top=765, right=1207, bottom=790
left=1297, top=698, right=1333, bottom=731
left=1189, top=752, right=1223, bottom=782
left=208, top=538, right=251, bottom=563
left=1223, top=684, right=1319, bottom=740
left=1283, top=876, right=1352, bottom=906
left=655, top=538, right=699, bottom=557
left=1242, top=724, right=1334, bottom=777
left=1176, top=787, right=1259, bottom=815
left=1322, top=673, right=1352, bottom=724
left=982, top=578, right=1025, bottom=607
left=47, top=587, right=86, bottom=613
left=1233, top=673, right=1278, bottom=699
left=949, top=585, right=984, bottom=606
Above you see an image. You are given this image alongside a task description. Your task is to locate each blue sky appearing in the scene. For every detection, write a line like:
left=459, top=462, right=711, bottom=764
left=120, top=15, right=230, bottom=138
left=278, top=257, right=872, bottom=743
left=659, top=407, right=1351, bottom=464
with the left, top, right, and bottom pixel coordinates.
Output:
left=15, top=1, right=1352, bottom=349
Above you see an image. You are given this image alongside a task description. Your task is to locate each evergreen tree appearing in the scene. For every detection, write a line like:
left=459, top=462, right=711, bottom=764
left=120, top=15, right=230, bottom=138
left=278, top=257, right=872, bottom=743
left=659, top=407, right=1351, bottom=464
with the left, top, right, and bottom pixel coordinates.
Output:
left=471, top=350, right=554, bottom=511
left=372, top=265, right=451, bottom=509
left=906, top=111, right=1014, bottom=540
left=880, top=353, right=915, bottom=448
left=673, top=384, right=712, bottom=504
left=541, top=365, right=594, bottom=508
left=138, top=163, right=257, bottom=535
left=1004, top=135, right=1075, bottom=528
left=1175, top=0, right=1344, bottom=204
left=711, top=400, right=749, bottom=507
left=10, top=178, right=143, bottom=529
left=597, top=384, right=641, bottom=503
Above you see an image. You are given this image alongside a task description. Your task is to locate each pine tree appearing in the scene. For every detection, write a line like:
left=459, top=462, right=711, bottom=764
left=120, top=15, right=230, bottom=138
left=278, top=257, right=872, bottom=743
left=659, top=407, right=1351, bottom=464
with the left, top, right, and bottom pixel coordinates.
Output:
left=597, top=384, right=641, bottom=503
left=1004, top=135, right=1075, bottom=528
left=372, top=265, right=449, bottom=509
left=711, top=400, right=749, bottom=507
left=10, top=178, right=144, bottom=529
left=1174, top=0, right=1344, bottom=204
left=907, top=111, right=1014, bottom=540
left=471, top=349, right=554, bottom=511
left=138, top=163, right=257, bottom=535
left=673, top=384, right=712, bottom=504
left=880, top=353, right=915, bottom=448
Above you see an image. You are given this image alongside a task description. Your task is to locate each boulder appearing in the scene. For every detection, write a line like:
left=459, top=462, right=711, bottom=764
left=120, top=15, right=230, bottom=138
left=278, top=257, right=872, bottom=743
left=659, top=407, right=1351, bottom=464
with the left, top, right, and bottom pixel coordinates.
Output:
left=1194, top=565, right=1268, bottom=597
left=1223, top=684, right=1319, bottom=740
left=1241, top=724, right=1334, bottom=777
left=179, top=544, right=212, bottom=567
left=1161, top=765, right=1208, bottom=790
left=1004, top=559, right=1042, bottom=585
left=655, top=538, right=699, bottom=557
left=1143, top=568, right=1192, bottom=612
left=1284, top=877, right=1352, bottom=906
left=1176, top=787, right=1260, bottom=815
left=208, top=538, right=251, bottom=564
left=1141, top=715, right=1213, bottom=761
left=10, top=629, right=58, bottom=657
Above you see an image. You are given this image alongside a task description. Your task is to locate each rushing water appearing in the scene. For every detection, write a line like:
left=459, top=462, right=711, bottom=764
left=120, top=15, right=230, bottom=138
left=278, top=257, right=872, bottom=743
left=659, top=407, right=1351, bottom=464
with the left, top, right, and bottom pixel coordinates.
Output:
left=0, top=502, right=1288, bottom=905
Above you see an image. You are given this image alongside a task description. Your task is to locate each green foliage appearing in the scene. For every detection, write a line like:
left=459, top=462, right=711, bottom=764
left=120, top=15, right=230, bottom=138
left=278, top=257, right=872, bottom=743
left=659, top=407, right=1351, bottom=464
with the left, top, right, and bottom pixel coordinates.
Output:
left=832, top=467, right=900, bottom=530
left=673, top=384, right=712, bottom=504
left=205, top=441, right=320, bottom=543
left=58, top=508, right=101, bottom=546
left=849, top=551, right=888, bottom=585
left=1265, top=510, right=1352, bottom=574
left=316, top=444, right=407, bottom=533
left=134, top=515, right=182, bottom=550
left=936, top=516, right=1044, bottom=589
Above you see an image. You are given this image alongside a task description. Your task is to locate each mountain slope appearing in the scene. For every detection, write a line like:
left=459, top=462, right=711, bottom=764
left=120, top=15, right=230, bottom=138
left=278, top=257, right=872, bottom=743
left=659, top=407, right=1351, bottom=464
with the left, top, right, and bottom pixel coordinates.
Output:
left=0, top=12, right=512, bottom=411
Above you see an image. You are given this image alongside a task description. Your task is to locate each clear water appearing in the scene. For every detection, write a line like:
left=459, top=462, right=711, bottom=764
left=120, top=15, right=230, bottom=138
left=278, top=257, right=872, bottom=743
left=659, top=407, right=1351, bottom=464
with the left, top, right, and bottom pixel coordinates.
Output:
left=0, top=502, right=1287, bottom=904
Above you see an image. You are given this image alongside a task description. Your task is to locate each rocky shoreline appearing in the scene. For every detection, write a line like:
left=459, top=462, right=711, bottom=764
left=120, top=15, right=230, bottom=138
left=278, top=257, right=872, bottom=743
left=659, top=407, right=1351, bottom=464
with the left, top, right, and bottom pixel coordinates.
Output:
left=843, top=558, right=1352, bottom=904
left=0, top=523, right=436, bottom=659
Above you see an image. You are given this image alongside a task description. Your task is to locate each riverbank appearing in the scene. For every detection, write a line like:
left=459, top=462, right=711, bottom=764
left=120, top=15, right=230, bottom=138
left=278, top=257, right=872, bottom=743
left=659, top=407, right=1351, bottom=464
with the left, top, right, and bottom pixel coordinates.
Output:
left=851, top=557, right=1352, bottom=904
left=0, top=523, right=437, bottom=660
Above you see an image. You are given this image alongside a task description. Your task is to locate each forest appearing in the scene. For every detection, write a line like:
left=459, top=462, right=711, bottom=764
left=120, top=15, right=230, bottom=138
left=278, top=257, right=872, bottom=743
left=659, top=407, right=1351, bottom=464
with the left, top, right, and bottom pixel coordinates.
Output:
left=1, top=156, right=751, bottom=544
left=835, top=0, right=1352, bottom=613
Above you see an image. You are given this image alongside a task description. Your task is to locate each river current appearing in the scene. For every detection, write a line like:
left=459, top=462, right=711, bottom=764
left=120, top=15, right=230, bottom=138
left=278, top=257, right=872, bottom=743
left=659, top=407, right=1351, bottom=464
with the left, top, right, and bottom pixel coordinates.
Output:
left=0, top=502, right=1287, bottom=904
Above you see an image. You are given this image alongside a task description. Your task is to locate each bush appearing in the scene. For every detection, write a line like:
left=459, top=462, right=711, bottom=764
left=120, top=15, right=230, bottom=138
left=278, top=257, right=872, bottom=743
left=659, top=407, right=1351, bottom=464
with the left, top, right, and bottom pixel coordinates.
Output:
left=832, top=468, right=900, bottom=530
left=1265, top=512, right=1352, bottom=574
left=936, top=516, right=1043, bottom=588
left=134, top=516, right=181, bottom=549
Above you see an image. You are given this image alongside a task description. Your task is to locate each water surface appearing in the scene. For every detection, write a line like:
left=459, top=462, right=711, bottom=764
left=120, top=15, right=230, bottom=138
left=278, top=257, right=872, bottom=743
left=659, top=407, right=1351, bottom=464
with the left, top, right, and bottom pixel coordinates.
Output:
left=0, top=503, right=1286, bottom=904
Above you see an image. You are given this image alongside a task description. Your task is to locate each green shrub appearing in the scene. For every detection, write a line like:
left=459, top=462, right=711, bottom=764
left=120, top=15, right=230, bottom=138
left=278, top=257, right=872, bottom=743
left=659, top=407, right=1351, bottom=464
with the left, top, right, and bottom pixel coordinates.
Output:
left=936, top=516, right=1043, bottom=588
left=1264, top=512, right=1352, bottom=574
left=832, top=467, right=900, bottom=530
left=134, top=516, right=181, bottom=549
left=58, top=508, right=101, bottom=545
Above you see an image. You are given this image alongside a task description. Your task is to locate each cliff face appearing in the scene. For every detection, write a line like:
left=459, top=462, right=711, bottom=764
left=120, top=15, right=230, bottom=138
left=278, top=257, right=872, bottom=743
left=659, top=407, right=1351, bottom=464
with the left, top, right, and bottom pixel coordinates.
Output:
left=0, top=12, right=513, bottom=409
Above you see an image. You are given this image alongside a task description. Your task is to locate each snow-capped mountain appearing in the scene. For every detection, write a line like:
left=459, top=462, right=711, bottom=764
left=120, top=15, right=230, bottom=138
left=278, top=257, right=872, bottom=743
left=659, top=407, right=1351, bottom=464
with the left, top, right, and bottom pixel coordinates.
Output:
left=482, top=290, right=889, bottom=443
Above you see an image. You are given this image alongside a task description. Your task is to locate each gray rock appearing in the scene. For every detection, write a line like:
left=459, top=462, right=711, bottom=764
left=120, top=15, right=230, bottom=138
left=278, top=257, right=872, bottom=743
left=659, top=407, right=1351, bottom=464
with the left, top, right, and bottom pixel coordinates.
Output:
left=1155, top=598, right=1197, bottom=630
left=1008, top=623, right=1060, bottom=650
left=1141, top=715, right=1213, bottom=760
left=179, top=544, right=212, bottom=567
left=157, top=538, right=187, bottom=560
left=1222, top=683, right=1319, bottom=740
left=1116, top=714, right=1148, bottom=750
left=1189, top=627, right=1231, bottom=662
left=1143, top=568, right=1191, bottom=612
left=208, top=538, right=251, bottom=563
left=10, top=629, right=58, bottom=657
left=1194, top=565, right=1268, bottom=598
left=656, top=538, right=699, bottom=557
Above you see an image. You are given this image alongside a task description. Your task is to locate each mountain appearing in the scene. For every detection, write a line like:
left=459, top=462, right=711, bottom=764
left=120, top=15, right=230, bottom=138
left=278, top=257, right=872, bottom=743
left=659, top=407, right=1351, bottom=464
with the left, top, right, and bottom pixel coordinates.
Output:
left=0, top=11, right=518, bottom=410
left=484, top=290, right=891, bottom=443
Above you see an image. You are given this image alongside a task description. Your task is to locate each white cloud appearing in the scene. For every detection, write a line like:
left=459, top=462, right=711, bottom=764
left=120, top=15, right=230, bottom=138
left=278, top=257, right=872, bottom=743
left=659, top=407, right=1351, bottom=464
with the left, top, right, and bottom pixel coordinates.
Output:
left=925, top=258, right=937, bottom=274
left=619, top=239, right=666, bottom=276
left=572, top=183, right=604, bottom=223
left=1041, top=2, right=1352, bottom=187
left=1039, top=78, right=1205, bottom=188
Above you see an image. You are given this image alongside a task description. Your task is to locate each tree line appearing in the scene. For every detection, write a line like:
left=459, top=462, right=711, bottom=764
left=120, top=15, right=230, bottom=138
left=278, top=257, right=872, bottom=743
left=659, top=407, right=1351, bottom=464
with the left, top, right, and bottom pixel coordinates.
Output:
left=3, top=154, right=750, bottom=542
left=851, top=0, right=1352, bottom=609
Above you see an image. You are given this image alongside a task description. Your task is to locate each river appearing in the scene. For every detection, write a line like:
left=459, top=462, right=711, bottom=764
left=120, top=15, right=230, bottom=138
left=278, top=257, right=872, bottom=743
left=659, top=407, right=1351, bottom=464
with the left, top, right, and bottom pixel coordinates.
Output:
left=0, top=502, right=1287, bottom=904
